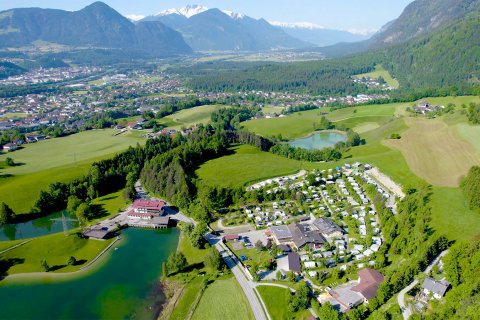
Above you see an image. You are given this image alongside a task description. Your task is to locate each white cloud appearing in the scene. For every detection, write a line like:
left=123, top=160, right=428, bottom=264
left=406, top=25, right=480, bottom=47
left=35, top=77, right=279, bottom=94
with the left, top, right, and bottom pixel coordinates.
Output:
left=126, top=14, right=145, bottom=21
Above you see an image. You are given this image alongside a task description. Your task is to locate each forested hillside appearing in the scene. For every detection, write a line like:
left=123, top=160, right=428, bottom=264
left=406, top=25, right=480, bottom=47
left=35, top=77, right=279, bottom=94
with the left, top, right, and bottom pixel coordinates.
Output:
left=381, top=13, right=480, bottom=91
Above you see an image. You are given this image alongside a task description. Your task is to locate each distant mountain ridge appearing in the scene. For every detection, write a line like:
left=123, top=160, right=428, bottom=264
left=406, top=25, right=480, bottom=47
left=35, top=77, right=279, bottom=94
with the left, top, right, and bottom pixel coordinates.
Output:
left=141, top=6, right=309, bottom=52
left=0, top=2, right=192, bottom=56
left=270, top=22, right=372, bottom=47
left=320, top=0, right=480, bottom=57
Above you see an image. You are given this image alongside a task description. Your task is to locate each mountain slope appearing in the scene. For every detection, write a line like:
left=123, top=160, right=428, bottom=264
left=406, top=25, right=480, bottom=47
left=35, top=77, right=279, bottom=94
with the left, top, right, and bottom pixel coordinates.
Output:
left=0, top=2, right=192, bottom=55
left=321, top=0, right=480, bottom=57
left=381, top=12, right=480, bottom=90
left=143, top=7, right=309, bottom=52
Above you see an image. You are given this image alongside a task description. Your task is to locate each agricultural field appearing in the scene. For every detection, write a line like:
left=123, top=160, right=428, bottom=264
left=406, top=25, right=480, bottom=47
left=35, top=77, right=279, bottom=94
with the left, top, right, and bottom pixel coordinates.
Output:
left=196, top=144, right=322, bottom=188
left=0, top=130, right=145, bottom=213
left=157, top=104, right=228, bottom=130
left=353, top=64, right=400, bottom=89
left=384, top=117, right=480, bottom=187
left=191, top=277, right=254, bottom=320
left=0, top=232, right=114, bottom=274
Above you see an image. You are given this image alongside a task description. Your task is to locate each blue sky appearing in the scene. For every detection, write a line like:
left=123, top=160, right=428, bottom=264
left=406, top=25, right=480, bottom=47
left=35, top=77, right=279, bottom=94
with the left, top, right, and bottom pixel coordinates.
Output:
left=0, top=1, right=414, bottom=31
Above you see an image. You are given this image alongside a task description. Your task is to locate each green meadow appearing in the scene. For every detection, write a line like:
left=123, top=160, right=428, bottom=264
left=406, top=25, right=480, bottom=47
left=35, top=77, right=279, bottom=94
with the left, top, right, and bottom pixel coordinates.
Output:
left=353, top=64, right=400, bottom=89
left=157, top=104, right=229, bottom=130
left=0, top=129, right=144, bottom=213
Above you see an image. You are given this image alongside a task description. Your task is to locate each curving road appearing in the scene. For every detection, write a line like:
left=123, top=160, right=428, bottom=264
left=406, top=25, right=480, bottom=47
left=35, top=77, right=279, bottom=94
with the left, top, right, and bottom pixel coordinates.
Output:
left=398, top=250, right=449, bottom=319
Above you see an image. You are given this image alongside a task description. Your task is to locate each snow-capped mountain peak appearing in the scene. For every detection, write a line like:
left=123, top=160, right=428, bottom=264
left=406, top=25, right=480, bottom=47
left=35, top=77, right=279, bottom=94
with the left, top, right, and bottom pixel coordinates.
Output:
left=156, top=5, right=208, bottom=18
left=155, top=5, right=245, bottom=19
left=221, top=10, right=245, bottom=19
left=269, top=21, right=325, bottom=30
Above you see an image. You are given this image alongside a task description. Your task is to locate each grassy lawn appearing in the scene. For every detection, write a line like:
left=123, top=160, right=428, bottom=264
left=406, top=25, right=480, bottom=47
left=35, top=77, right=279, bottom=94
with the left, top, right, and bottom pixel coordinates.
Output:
left=192, top=277, right=255, bottom=320
left=0, top=239, right=24, bottom=252
left=157, top=105, right=229, bottom=130
left=169, top=276, right=205, bottom=320
left=196, top=144, right=321, bottom=187
left=353, top=64, right=400, bottom=89
left=430, top=187, right=480, bottom=241
left=227, top=244, right=271, bottom=267
left=257, top=285, right=312, bottom=320
left=0, top=232, right=114, bottom=274
left=0, top=130, right=144, bottom=213
left=384, top=117, right=479, bottom=187
left=90, top=191, right=129, bottom=220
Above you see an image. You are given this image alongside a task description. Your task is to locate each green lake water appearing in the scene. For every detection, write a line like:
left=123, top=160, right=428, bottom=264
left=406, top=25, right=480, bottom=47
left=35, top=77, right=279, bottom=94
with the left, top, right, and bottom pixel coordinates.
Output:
left=0, top=211, right=78, bottom=241
left=288, top=132, right=346, bottom=150
left=0, top=228, right=179, bottom=320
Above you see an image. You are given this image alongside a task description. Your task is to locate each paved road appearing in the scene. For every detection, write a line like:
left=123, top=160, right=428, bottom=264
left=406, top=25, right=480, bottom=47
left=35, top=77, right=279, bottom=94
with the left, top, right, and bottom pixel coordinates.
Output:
left=206, top=234, right=269, bottom=320
left=398, top=250, right=449, bottom=319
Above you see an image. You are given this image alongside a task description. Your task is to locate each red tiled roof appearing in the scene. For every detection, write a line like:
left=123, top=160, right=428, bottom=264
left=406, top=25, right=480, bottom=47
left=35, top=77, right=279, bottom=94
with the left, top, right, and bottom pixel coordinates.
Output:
left=224, top=234, right=239, bottom=241
left=132, top=200, right=165, bottom=210
left=352, top=268, right=384, bottom=300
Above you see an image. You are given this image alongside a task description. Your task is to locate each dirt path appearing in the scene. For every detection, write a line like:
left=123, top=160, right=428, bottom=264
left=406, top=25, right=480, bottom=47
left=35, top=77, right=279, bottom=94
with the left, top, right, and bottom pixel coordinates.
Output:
left=367, top=167, right=405, bottom=199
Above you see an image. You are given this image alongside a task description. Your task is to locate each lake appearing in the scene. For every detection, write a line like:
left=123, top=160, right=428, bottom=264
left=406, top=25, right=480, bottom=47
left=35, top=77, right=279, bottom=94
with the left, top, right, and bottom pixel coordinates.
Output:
left=0, top=210, right=79, bottom=241
left=0, top=228, right=179, bottom=319
left=287, top=131, right=346, bottom=150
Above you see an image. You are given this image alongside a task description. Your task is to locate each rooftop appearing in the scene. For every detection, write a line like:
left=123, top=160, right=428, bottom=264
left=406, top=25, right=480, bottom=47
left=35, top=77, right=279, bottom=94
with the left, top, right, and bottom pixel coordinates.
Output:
left=313, top=217, right=343, bottom=235
left=422, top=278, right=450, bottom=297
left=270, top=225, right=292, bottom=240
left=132, top=200, right=165, bottom=210
left=352, top=268, right=384, bottom=300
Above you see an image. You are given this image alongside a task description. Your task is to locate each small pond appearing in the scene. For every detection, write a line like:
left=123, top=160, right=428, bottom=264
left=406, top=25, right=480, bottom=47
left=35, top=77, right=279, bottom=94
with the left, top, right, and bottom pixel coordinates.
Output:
left=287, top=131, right=346, bottom=150
left=0, top=210, right=79, bottom=241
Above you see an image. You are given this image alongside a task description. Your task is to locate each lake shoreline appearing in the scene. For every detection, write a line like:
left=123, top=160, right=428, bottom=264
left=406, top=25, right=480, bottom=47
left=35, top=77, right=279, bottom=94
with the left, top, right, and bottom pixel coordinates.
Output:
left=0, top=237, right=119, bottom=284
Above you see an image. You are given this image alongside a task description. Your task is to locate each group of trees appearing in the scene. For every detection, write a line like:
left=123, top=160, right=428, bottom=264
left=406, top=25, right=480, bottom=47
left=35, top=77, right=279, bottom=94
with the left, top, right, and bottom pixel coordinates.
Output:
left=179, top=57, right=374, bottom=96
left=467, top=103, right=480, bottom=124
left=270, top=144, right=342, bottom=162
left=461, top=166, right=480, bottom=210
left=0, top=202, right=15, bottom=226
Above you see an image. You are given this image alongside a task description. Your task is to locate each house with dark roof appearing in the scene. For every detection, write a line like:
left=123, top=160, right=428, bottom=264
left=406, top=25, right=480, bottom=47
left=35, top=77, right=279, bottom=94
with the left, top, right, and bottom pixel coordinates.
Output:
left=352, top=268, right=384, bottom=302
left=422, top=278, right=450, bottom=299
left=288, top=223, right=326, bottom=251
left=313, top=218, right=343, bottom=239
left=287, top=252, right=302, bottom=274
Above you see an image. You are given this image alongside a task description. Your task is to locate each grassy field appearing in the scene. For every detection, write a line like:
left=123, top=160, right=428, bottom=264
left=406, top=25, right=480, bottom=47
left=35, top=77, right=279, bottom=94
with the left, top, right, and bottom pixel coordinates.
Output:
left=192, top=277, right=255, bottom=320
left=242, top=103, right=408, bottom=140
left=0, top=130, right=144, bottom=213
left=353, top=64, right=400, bottom=89
left=158, top=105, right=228, bottom=130
left=384, top=117, right=480, bottom=187
left=0, top=232, right=114, bottom=274
left=196, top=144, right=322, bottom=187
left=168, top=277, right=205, bottom=320
left=430, top=187, right=480, bottom=241
left=90, top=191, right=129, bottom=219
left=256, top=285, right=312, bottom=320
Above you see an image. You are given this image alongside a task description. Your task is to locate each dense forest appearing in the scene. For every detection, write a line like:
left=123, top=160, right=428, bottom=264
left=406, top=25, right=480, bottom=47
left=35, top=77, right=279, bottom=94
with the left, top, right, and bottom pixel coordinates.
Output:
left=176, top=56, right=374, bottom=96
left=461, top=166, right=480, bottom=210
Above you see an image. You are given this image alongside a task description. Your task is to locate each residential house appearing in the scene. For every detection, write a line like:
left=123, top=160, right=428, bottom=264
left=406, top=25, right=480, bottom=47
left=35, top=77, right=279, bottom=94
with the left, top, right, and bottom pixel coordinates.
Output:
left=422, top=278, right=450, bottom=300
left=288, top=223, right=326, bottom=251
left=351, top=268, right=384, bottom=302
left=2, top=143, right=18, bottom=152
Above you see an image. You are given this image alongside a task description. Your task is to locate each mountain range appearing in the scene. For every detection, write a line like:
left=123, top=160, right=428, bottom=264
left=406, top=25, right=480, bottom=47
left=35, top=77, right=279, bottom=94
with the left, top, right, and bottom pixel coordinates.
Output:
left=269, top=22, right=372, bottom=47
left=0, top=2, right=192, bottom=56
left=320, top=0, right=480, bottom=57
left=140, top=5, right=310, bottom=52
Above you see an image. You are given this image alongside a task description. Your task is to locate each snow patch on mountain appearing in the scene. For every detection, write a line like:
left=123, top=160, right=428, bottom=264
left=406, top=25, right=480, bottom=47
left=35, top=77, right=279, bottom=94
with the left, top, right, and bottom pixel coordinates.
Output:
left=269, top=21, right=325, bottom=30
left=156, top=5, right=208, bottom=18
